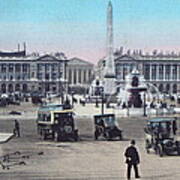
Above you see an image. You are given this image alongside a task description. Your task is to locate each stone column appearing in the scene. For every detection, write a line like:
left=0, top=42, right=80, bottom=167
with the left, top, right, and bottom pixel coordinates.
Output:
left=63, top=61, right=66, bottom=81
left=81, top=69, right=84, bottom=85
left=69, top=69, right=72, bottom=85
left=14, top=63, right=17, bottom=81
left=20, top=64, right=23, bottom=81
left=86, top=70, right=89, bottom=84
left=156, top=64, right=159, bottom=81
left=79, top=69, right=81, bottom=84
left=72, top=69, right=74, bottom=85
left=150, top=64, right=152, bottom=81
left=7, top=64, right=9, bottom=81
left=119, top=64, right=122, bottom=81
left=170, top=64, right=172, bottom=81
left=163, top=65, right=165, bottom=81
left=177, top=64, right=180, bottom=82
left=77, top=69, right=79, bottom=84
left=84, top=70, right=87, bottom=84
left=170, top=84, right=173, bottom=94
left=75, top=69, right=77, bottom=85
left=49, top=64, right=52, bottom=81
left=66, top=67, right=69, bottom=83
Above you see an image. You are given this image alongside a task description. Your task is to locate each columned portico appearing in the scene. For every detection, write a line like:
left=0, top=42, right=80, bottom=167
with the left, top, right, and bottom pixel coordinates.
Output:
left=67, top=57, right=94, bottom=93
left=98, top=53, right=180, bottom=95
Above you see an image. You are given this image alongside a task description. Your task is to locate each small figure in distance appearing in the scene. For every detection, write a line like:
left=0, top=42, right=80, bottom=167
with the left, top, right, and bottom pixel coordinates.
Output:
left=14, top=119, right=20, bottom=137
left=124, top=139, right=141, bottom=180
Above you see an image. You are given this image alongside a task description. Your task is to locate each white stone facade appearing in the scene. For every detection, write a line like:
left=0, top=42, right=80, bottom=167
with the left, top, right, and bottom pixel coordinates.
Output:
left=66, top=57, right=94, bottom=93
left=0, top=54, right=66, bottom=95
left=98, top=53, right=180, bottom=94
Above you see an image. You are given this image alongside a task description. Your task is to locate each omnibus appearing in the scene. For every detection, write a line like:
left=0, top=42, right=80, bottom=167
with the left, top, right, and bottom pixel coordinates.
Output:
left=37, top=104, right=78, bottom=141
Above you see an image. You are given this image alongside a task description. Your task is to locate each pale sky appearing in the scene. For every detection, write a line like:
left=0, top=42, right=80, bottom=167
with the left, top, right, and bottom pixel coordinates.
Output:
left=1, top=0, right=180, bottom=64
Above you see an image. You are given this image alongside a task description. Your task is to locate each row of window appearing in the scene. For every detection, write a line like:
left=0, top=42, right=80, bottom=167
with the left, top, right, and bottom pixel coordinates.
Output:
left=0, top=64, right=30, bottom=73
left=37, top=64, right=59, bottom=71
left=0, top=83, right=58, bottom=93
left=116, top=64, right=180, bottom=80
left=1, top=83, right=28, bottom=92
left=37, top=73, right=61, bottom=80
left=0, top=74, right=30, bottom=80
left=0, top=72, right=62, bottom=80
left=0, top=63, right=61, bottom=73
left=144, top=64, right=179, bottom=80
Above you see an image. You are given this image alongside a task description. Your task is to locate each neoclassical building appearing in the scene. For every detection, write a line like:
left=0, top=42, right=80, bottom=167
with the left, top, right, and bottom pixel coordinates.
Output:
left=97, top=51, right=180, bottom=94
left=0, top=50, right=66, bottom=95
left=66, top=57, right=94, bottom=93
left=0, top=49, right=95, bottom=95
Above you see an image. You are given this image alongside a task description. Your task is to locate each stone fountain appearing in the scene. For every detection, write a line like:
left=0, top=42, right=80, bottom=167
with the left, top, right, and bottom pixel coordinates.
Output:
left=118, top=68, right=147, bottom=108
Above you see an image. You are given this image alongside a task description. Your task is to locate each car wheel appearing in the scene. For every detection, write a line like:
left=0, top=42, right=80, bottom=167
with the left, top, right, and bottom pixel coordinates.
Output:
left=105, top=131, right=111, bottom=140
left=119, top=133, right=123, bottom=140
left=177, top=149, right=180, bottom=156
left=146, top=148, right=150, bottom=154
left=74, top=132, right=79, bottom=142
left=94, top=131, right=98, bottom=140
left=41, top=130, right=46, bottom=140
left=157, top=145, right=163, bottom=157
left=176, top=142, right=180, bottom=155
left=145, top=140, right=150, bottom=154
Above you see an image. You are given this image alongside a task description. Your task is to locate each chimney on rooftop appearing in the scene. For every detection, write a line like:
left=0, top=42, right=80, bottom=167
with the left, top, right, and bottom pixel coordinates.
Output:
left=23, top=42, right=26, bottom=55
left=18, top=44, right=20, bottom=52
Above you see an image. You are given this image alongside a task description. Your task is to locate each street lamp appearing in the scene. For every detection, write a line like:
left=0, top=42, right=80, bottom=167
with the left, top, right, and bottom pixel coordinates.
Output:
left=71, top=90, right=74, bottom=108
left=101, top=88, right=104, bottom=115
left=143, top=92, right=147, bottom=116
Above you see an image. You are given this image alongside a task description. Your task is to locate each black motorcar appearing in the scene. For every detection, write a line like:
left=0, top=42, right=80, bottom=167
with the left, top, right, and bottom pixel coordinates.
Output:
left=144, top=117, right=180, bottom=157
left=94, top=114, right=123, bottom=140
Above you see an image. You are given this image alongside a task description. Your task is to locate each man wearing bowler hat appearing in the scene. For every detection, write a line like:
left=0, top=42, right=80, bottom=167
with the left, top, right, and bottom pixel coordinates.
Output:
left=124, top=139, right=140, bottom=179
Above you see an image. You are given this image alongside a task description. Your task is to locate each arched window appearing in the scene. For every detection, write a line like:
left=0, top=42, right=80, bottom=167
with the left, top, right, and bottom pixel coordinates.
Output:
left=15, top=84, right=20, bottom=91
left=8, top=84, right=13, bottom=93
left=1, top=84, right=6, bottom=93
left=159, top=84, right=163, bottom=92
left=22, top=84, right=28, bottom=92
left=173, top=84, right=177, bottom=94
left=166, top=84, right=170, bottom=93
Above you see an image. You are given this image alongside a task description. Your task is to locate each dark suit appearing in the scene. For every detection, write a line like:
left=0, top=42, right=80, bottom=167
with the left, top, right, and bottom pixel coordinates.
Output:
left=125, top=145, right=140, bottom=179
left=14, top=120, right=20, bottom=137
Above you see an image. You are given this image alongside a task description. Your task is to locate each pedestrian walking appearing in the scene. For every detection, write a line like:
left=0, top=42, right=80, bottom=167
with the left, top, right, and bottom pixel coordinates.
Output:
left=14, top=119, right=20, bottom=137
left=124, top=139, right=140, bottom=180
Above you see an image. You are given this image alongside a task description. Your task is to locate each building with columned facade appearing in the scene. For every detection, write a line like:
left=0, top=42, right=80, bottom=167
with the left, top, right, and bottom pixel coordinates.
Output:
left=0, top=50, right=66, bottom=95
left=97, top=50, right=180, bottom=94
left=0, top=49, right=95, bottom=95
left=66, top=57, right=94, bottom=94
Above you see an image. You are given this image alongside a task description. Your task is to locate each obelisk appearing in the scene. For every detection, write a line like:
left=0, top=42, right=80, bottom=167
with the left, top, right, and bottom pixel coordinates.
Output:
left=104, top=1, right=116, bottom=95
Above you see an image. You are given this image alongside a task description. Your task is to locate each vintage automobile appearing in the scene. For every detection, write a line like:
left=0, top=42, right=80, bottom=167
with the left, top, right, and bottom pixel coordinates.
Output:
left=37, top=104, right=78, bottom=141
left=144, top=117, right=180, bottom=156
left=94, top=114, right=123, bottom=140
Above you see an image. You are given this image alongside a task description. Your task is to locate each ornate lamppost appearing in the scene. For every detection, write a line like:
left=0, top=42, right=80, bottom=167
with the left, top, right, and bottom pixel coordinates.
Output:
left=143, top=92, right=147, bottom=116
left=101, top=88, right=104, bottom=115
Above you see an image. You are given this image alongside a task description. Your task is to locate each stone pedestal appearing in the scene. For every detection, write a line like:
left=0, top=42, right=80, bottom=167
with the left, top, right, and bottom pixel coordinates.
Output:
left=128, top=91, right=142, bottom=108
left=104, top=77, right=116, bottom=95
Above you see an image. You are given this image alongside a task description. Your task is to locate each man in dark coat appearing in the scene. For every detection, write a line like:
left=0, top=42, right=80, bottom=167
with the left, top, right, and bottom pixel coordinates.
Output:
left=14, top=119, right=20, bottom=137
left=124, top=139, right=140, bottom=179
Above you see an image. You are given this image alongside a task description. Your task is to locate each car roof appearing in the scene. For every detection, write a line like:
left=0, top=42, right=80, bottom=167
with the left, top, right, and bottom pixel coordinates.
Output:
left=148, top=117, right=175, bottom=123
left=94, top=114, right=115, bottom=118
left=38, top=104, right=72, bottom=112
